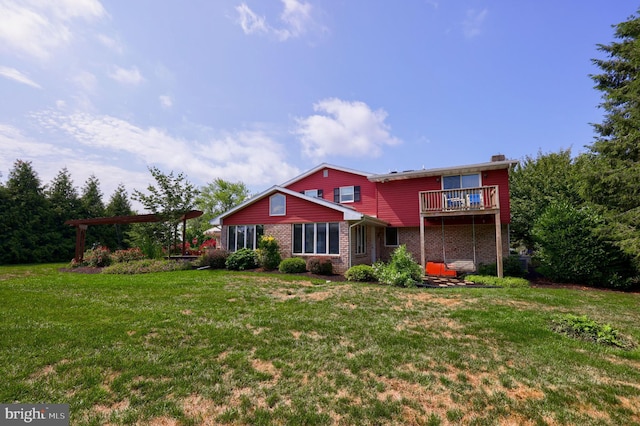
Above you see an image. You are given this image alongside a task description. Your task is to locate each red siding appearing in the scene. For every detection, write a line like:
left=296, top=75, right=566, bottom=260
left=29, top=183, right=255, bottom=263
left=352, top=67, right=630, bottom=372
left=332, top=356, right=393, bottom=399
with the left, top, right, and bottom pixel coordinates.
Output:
left=376, top=176, right=440, bottom=227
left=284, top=167, right=377, bottom=216
left=374, top=168, right=512, bottom=226
left=223, top=192, right=344, bottom=225
left=481, top=168, right=511, bottom=224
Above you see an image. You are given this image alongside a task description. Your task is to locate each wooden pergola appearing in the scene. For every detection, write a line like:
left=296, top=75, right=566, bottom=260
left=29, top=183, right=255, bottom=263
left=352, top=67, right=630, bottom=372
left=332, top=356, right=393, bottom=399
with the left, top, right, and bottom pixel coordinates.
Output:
left=65, top=210, right=203, bottom=262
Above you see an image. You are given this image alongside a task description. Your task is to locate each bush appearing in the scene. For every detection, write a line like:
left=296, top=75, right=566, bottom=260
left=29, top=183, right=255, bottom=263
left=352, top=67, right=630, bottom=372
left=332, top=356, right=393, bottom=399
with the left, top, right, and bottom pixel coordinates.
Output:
left=551, top=314, right=636, bottom=350
left=112, top=247, right=146, bottom=263
left=83, top=246, right=112, bottom=267
left=532, top=201, right=633, bottom=288
left=478, top=255, right=526, bottom=277
left=345, top=264, right=377, bottom=282
left=374, top=245, right=422, bottom=287
left=102, top=259, right=193, bottom=274
left=279, top=257, right=307, bottom=274
left=196, top=250, right=229, bottom=269
left=465, top=275, right=530, bottom=288
left=306, top=257, right=333, bottom=275
left=257, top=235, right=282, bottom=270
left=225, top=248, right=258, bottom=271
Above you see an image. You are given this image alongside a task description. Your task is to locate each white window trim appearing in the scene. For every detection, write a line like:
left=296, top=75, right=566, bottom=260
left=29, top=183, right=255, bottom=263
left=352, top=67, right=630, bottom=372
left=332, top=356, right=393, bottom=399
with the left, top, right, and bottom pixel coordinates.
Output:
left=355, top=224, right=366, bottom=255
left=384, top=227, right=399, bottom=247
left=339, top=186, right=355, bottom=203
left=293, top=222, right=340, bottom=256
left=269, top=193, right=286, bottom=216
left=442, top=173, right=481, bottom=190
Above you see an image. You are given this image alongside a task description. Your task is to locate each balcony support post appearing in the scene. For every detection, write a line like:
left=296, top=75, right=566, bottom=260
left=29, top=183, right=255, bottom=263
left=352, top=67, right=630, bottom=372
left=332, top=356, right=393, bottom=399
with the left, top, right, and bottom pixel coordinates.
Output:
left=495, top=212, right=503, bottom=278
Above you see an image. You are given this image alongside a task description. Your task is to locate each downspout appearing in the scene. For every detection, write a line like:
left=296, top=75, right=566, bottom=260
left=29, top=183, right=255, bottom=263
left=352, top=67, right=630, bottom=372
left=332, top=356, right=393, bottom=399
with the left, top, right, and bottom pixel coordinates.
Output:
left=348, top=218, right=366, bottom=270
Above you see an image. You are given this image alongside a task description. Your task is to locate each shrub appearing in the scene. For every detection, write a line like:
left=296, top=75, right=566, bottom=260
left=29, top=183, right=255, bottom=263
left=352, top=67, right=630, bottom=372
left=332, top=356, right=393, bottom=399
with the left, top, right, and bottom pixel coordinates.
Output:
left=196, top=250, right=229, bottom=269
left=345, top=264, right=377, bottom=282
left=374, top=245, right=422, bottom=287
left=102, top=259, right=193, bottom=274
left=465, top=275, right=530, bottom=288
left=532, top=201, right=634, bottom=288
left=551, top=314, right=636, bottom=350
left=257, top=235, right=282, bottom=270
left=306, top=257, right=333, bottom=275
left=83, top=246, right=112, bottom=267
left=225, top=248, right=258, bottom=271
left=279, top=257, right=307, bottom=274
left=478, top=255, right=526, bottom=277
left=112, top=247, right=146, bottom=263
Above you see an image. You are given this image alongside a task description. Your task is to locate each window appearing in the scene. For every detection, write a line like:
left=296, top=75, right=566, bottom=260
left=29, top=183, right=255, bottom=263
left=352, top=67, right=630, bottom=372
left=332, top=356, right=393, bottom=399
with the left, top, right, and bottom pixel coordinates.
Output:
left=270, top=193, right=286, bottom=216
left=354, top=224, right=366, bottom=255
left=443, top=174, right=480, bottom=189
left=303, top=189, right=323, bottom=198
left=293, top=222, right=340, bottom=255
left=385, top=227, right=399, bottom=246
left=333, top=186, right=361, bottom=203
left=228, top=225, right=264, bottom=251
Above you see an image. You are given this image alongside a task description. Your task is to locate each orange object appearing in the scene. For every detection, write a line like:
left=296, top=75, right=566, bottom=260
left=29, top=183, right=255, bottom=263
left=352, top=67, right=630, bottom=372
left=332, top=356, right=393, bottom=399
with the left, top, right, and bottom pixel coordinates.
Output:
left=426, top=262, right=457, bottom=277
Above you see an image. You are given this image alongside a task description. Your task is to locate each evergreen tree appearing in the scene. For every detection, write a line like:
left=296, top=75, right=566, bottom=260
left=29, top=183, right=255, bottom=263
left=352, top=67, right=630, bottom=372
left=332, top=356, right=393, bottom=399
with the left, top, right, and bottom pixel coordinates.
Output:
left=585, top=9, right=640, bottom=270
left=0, top=160, right=55, bottom=264
left=104, top=184, right=134, bottom=250
left=80, top=175, right=107, bottom=249
left=46, top=168, right=81, bottom=261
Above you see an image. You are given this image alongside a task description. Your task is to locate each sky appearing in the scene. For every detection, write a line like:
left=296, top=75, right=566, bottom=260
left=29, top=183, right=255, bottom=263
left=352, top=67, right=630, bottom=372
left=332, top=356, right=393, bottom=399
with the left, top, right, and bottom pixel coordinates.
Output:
left=0, top=0, right=636, bottom=212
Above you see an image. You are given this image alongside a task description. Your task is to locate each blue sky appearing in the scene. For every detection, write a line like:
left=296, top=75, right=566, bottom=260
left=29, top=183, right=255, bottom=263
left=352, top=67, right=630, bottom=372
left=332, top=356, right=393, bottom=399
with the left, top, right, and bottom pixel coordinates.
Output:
left=0, top=0, right=635, bottom=211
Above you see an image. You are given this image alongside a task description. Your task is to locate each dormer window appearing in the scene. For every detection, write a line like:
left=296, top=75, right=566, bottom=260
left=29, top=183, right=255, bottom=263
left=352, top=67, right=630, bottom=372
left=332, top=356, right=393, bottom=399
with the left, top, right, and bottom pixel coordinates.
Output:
left=269, top=193, right=286, bottom=216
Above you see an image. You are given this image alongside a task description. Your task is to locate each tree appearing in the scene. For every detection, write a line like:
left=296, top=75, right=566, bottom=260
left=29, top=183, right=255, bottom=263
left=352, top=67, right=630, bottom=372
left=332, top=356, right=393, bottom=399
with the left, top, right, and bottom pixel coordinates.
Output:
left=509, top=149, right=582, bottom=249
left=192, top=178, right=250, bottom=241
left=132, top=167, right=199, bottom=254
left=80, top=175, right=107, bottom=249
left=532, top=201, right=634, bottom=289
left=0, top=160, right=55, bottom=264
left=46, top=168, right=81, bottom=261
left=104, top=184, right=134, bottom=250
left=197, top=178, right=250, bottom=220
left=584, top=9, right=640, bottom=270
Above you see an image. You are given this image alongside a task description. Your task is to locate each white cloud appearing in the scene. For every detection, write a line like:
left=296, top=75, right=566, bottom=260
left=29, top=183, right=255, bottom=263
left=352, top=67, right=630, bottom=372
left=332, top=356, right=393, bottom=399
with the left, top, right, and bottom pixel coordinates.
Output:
left=159, top=95, right=173, bottom=109
left=463, top=8, right=488, bottom=38
left=0, top=0, right=105, bottom=60
left=294, top=98, right=401, bottom=159
left=236, top=0, right=320, bottom=41
left=109, top=66, right=144, bottom=85
left=72, top=70, right=98, bottom=92
left=31, top=111, right=299, bottom=188
left=236, top=3, right=269, bottom=36
left=97, top=34, right=124, bottom=54
left=0, top=66, right=42, bottom=88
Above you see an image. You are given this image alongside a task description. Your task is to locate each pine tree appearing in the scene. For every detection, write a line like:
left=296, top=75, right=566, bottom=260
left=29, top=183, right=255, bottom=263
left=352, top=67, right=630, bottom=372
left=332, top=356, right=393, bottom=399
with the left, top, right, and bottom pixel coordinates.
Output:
left=104, top=184, right=134, bottom=250
left=46, top=168, right=82, bottom=261
left=80, top=175, right=107, bottom=249
left=585, top=9, right=640, bottom=270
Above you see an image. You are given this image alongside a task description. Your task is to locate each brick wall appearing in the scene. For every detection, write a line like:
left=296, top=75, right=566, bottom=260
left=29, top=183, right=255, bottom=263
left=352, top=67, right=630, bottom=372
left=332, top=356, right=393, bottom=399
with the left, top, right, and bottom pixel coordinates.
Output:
left=378, top=224, right=509, bottom=270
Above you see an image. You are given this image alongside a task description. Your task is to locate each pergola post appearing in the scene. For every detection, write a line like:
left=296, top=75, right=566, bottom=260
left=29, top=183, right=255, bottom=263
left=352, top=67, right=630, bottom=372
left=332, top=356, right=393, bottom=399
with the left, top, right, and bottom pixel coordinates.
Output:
left=74, top=224, right=88, bottom=263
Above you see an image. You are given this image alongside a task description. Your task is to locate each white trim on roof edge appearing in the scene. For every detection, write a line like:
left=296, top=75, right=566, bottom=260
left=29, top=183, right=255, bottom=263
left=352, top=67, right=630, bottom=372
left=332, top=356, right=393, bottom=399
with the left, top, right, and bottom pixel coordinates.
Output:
left=279, top=163, right=372, bottom=188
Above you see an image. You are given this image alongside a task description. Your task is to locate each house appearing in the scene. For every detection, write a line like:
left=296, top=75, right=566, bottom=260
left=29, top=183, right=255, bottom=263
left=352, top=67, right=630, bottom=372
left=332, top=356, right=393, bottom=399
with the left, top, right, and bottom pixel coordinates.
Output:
left=210, top=156, right=517, bottom=276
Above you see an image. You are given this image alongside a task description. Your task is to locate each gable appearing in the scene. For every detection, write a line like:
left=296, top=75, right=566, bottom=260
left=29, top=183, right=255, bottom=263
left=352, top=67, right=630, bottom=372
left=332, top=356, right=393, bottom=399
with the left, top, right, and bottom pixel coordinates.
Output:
left=284, top=166, right=378, bottom=216
left=223, top=191, right=347, bottom=225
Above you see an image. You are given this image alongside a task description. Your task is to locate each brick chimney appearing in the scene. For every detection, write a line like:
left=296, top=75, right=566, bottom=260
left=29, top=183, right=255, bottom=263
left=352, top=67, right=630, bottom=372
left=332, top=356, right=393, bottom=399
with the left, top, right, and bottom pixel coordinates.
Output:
left=491, top=154, right=506, bottom=162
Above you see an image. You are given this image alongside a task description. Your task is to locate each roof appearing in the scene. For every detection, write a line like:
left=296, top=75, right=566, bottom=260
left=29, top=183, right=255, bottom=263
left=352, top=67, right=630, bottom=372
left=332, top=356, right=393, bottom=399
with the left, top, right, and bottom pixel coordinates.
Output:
left=279, top=163, right=372, bottom=188
left=368, top=159, right=519, bottom=182
left=209, top=186, right=387, bottom=226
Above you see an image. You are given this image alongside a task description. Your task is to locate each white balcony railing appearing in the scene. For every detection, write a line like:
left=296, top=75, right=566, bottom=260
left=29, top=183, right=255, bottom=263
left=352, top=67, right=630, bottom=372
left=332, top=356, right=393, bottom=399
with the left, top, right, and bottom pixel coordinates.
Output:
left=419, top=186, right=499, bottom=215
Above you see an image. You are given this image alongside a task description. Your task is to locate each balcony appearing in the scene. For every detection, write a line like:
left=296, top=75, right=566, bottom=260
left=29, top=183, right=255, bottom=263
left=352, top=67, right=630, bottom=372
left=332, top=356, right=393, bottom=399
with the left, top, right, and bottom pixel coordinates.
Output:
left=419, top=186, right=500, bottom=217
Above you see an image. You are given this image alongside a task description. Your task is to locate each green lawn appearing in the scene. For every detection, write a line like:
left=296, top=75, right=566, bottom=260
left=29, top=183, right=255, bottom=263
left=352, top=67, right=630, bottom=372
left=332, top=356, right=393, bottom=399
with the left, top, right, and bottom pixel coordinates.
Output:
left=1, top=264, right=639, bottom=425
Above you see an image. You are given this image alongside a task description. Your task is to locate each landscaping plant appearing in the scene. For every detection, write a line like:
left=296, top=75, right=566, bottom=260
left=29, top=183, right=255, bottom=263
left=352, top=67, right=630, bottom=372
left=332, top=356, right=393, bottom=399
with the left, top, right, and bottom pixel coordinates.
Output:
left=374, top=245, right=422, bottom=287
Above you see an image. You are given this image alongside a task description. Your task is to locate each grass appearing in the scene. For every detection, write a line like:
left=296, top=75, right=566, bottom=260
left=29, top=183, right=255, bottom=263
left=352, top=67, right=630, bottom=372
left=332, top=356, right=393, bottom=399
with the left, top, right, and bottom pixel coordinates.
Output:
left=1, top=264, right=640, bottom=425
